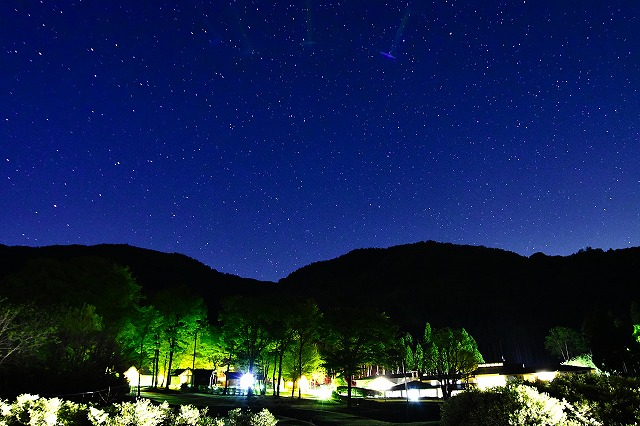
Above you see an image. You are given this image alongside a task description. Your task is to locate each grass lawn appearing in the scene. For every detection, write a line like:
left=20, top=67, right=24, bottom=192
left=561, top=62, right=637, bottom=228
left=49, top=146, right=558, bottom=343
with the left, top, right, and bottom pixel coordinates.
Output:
left=137, top=388, right=442, bottom=425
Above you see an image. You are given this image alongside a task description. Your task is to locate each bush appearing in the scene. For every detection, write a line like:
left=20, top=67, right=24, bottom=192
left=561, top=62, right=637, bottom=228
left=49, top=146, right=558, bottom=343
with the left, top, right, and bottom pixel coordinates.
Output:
left=1, top=393, right=89, bottom=426
left=533, top=373, right=640, bottom=426
left=440, top=383, right=599, bottom=426
left=0, top=394, right=278, bottom=426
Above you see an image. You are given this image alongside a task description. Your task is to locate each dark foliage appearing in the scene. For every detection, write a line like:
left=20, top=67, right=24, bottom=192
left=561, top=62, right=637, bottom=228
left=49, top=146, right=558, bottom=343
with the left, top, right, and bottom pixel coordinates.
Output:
left=2, top=241, right=640, bottom=368
left=0, top=243, right=272, bottom=319
left=279, top=242, right=640, bottom=366
left=532, top=373, right=640, bottom=425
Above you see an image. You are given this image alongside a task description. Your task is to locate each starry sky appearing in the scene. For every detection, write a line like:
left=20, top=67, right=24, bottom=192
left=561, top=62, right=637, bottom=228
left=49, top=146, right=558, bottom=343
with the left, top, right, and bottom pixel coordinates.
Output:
left=2, top=1, right=639, bottom=282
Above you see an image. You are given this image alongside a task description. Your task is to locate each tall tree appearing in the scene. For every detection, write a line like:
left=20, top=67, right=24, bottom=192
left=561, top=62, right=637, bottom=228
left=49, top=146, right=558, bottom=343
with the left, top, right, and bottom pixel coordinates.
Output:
left=283, top=341, right=323, bottom=398
left=400, top=331, right=425, bottom=378
left=218, top=327, right=240, bottom=395
left=320, top=307, right=398, bottom=408
left=218, top=295, right=270, bottom=395
left=153, top=286, right=208, bottom=389
left=422, top=324, right=484, bottom=399
left=544, top=326, right=588, bottom=362
left=119, top=305, right=163, bottom=397
left=0, top=299, right=54, bottom=369
left=262, top=296, right=297, bottom=397
left=0, top=257, right=143, bottom=394
left=583, top=307, right=639, bottom=375
left=288, top=299, right=323, bottom=398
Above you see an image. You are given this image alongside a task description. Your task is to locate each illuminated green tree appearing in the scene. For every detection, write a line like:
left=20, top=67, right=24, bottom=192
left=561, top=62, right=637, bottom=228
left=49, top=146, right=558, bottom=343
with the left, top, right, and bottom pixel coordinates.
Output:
left=218, top=295, right=270, bottom=395
left=320, top=307, right=398, bottom=407
left=283, top=341, right=323, bottom=398
left=52, top=304, right=104, bottom=371
left=261, top=295, right=297, bottom=397
left=218, top=326, right=241, bottom=395
left=120, top=305, right=163, bottom=396
left=288, top=300, right=323, bottom=398
left=199, top=324, right=227, bottom=372
left=422, top=324, right=484, bottom=399
left=400, top=331, right=425, bottom=378
left=544, top=326, right=588, bottom=362
left=153, top=286, right=208, bottom=389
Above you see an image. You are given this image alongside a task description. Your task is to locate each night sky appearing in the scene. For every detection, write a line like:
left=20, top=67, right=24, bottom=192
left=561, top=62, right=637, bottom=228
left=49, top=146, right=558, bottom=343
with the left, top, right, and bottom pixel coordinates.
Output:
left=2, top=1, right=639, bottom=282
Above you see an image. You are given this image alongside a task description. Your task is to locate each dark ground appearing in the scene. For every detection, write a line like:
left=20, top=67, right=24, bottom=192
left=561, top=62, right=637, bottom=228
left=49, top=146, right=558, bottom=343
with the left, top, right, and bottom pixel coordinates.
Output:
left=137, top=389, right=442, bottom=425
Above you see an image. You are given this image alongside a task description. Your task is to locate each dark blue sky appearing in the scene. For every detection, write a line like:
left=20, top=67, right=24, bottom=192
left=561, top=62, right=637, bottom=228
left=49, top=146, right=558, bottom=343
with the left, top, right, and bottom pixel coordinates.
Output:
left=2, top=1, right=639, bottom=282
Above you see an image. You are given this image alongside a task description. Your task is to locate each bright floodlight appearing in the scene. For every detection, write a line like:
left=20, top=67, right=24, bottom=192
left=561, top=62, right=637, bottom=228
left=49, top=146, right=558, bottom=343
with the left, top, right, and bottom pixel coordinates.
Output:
left=368, top=376, right=394, bottom=392
left=316, top=385, right=333, bottom=400
left=240, top=373, right=255, bottom=389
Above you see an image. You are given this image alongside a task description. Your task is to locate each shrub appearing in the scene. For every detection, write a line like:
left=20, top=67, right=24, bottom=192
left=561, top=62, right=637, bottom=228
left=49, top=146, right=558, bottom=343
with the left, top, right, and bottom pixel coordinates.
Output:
left=2, top=394, right=89, bottom=426
left=0, top=395, right=278, bottom=426
left=89, top=398, right=174, bottom=425
left=226, top=408, right=277, bottom=426
left=440, top=383, right=599, bottom=426
left=533, top=373, right=640, bottom=425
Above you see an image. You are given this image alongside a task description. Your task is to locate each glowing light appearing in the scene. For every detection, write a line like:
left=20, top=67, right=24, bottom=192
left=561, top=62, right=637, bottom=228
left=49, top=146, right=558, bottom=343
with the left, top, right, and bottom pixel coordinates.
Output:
left=408, top=389, right=420, bottom=401
left=124, top=366, right=139, bottom=385
left=367, top=376, right=394, bottom=392
left=298, top=376, right=309, bottom=391
left=315, top=385, right=333, bottom=400
left=477, top=375, right=506, bottom=390
left=240, top=373, right=255, bottom=389
left=536, top=371, right=557, bottom=381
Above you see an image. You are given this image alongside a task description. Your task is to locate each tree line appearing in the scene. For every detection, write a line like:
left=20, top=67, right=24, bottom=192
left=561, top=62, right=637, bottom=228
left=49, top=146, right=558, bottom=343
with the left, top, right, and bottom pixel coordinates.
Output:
left=1, top=255, right=639, bottom=407
left=0, top=256, right=486, bottom=404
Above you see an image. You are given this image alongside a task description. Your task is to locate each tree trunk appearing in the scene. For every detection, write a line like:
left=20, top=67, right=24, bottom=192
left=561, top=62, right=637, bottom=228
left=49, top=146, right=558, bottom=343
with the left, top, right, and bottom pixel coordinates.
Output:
left=152, top=346, right=159, bottom=388
left=223, top=361, right=230, bottom=395
left=271, top=351, right=278, bottom=396
left=277, top=350, right=284, bottom=396
left=347, top=374, right=353, bottom=408
left=165, top=349, right=174, bottom=389
left=137, top=336, right=144, bottom=398
left=165, top=317, right=179, bottom=389
left=191, top=329, right=198, bottom=387
left=161, top=355, right=168, bottom=387
left=297, top=344, right=303, bottom=399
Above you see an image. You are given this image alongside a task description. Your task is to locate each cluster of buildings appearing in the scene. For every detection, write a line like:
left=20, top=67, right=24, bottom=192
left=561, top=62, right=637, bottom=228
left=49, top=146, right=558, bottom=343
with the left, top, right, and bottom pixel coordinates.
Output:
left=124, top=361, right=595, bottom=400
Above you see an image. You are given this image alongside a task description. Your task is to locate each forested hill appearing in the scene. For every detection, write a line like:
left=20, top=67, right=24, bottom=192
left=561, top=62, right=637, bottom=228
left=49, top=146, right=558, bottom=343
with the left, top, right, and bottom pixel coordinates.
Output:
left=2, top=241, right=640, bottom=367
left=278, top=241, right=640, bottom=366
left=0, top=243, right=273, bottom=311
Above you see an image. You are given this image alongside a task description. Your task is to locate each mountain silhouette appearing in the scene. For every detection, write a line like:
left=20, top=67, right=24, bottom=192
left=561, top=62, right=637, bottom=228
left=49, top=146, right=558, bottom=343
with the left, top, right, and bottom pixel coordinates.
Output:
left=278, top=241, right=640, bottom=365
left=2, top=241, right=639, bottom=366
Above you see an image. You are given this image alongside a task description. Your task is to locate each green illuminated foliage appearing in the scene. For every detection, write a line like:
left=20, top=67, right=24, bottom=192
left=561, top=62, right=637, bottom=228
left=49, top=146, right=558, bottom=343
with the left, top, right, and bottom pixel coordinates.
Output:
left=0, top=394, right=277, bottom=426
left=422, top=324, right=484, bottom=399
left=261, top=295, right=299, bottom=397
left=218, top=295, right=270, bottom=394
left=320, top=307, right=398, bottom=407
left=533, top=372, right=640, bottom=425
left=286, top=299, right=323, bottom=399
left=441, top=383, right=598, bottom=426
left=545, top=326, right=589, bottom=362
left=121, top=305, right=163, bottom=395
left=153, top=286, right=208, bottom=389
